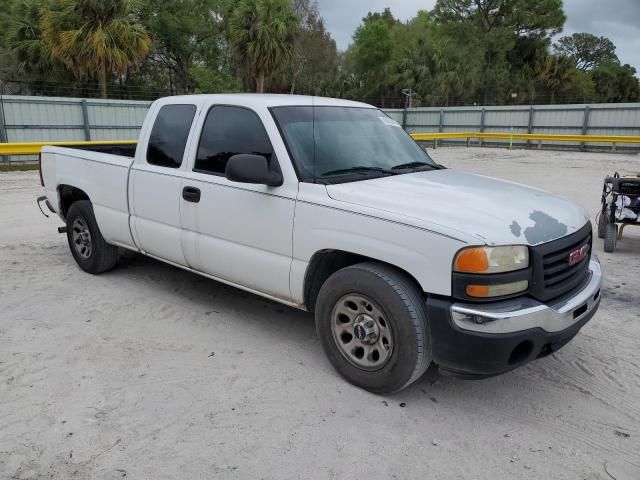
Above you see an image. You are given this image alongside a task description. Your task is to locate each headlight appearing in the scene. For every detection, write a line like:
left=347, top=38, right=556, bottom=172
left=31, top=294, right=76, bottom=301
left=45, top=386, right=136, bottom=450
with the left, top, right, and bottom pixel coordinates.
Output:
left=454, top=245, right=529, bottom=274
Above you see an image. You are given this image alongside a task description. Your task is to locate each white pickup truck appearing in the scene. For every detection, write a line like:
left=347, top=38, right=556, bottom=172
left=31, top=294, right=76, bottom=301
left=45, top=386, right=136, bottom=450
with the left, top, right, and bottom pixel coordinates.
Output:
left=39, top=94, right=602, bottom=393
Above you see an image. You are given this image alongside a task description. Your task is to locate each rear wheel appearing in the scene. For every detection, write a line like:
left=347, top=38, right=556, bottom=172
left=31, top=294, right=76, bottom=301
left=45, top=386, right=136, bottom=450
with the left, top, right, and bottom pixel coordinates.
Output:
left=604, top=222, right=618, bottom=253
left=66, top=200, right=120, bottom=274
left=315, top=262, right=431, bottom=394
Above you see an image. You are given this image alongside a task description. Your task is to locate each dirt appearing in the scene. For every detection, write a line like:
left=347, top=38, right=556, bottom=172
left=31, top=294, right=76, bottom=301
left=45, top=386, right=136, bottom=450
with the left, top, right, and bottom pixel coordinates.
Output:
left=1, top=147, right=639, bottom=479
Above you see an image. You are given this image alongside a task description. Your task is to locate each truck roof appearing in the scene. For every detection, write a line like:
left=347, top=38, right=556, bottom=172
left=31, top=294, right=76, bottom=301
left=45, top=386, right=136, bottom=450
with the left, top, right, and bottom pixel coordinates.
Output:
left=156, top=94, right=376, bottom=109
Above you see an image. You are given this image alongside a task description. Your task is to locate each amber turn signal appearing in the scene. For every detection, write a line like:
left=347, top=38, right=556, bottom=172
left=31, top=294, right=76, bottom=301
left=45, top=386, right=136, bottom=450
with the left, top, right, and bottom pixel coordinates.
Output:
left=466, top=281, right=529, bottom=298
left=466, top=285, right=490, bottom=298
left=454, top=248, right=489, bottom=273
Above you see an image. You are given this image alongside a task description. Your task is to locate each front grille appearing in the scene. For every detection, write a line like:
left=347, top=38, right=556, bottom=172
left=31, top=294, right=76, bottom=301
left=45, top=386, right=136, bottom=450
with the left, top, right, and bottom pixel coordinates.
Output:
left=530, top=223, right=592, bottom=302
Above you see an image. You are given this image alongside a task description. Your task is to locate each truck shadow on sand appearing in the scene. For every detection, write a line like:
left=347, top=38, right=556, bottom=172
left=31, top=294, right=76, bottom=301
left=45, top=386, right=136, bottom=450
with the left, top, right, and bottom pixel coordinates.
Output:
left=109, top=250, right=637, bottom=404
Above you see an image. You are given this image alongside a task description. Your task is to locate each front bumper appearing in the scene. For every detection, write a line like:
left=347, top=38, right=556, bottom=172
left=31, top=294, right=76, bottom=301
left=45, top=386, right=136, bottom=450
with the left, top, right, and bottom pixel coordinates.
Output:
left=427, top=257, right=602, bottom=377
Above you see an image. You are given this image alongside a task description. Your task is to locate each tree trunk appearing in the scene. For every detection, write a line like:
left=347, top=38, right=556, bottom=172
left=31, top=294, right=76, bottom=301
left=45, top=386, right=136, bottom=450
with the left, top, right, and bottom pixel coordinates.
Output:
left=290, top=65, right=302, bottom=95
left=175, top=61, right=195, bottom=94
left=256, top=72, right=265, bottom=93
left=99, top=62, right=107, bottom=99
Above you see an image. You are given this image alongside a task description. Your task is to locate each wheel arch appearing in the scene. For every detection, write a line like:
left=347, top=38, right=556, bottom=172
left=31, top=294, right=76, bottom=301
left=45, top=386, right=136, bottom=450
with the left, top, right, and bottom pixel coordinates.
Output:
left=303, top=249, right=425, bottom=312
left=57, top=184, right=90, bottom=219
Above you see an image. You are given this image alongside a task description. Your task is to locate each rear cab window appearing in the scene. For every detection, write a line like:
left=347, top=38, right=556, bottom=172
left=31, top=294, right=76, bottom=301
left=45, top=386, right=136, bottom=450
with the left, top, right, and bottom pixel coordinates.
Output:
left=147, top=104, right=197, bottom=168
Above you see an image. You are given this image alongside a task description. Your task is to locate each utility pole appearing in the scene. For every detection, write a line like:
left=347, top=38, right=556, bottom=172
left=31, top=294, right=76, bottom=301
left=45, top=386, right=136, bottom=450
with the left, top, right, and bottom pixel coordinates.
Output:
left=0, top=81, right=7, bottom=163
left=402, top=88, right=413, bottom=109
left=401, top=89, right=413, bottom=130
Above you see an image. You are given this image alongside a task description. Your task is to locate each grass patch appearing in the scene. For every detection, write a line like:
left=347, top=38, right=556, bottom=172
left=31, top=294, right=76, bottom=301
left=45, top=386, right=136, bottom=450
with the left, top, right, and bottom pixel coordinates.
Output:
left=0, top=163, right=39, bottom=172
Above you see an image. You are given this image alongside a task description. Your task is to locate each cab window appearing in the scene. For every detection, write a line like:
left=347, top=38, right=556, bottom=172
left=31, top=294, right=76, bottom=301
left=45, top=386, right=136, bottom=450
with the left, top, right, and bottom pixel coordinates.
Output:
left=195, top=106, right=274, bottom=175
left=146, top=104, right=197, bottom=168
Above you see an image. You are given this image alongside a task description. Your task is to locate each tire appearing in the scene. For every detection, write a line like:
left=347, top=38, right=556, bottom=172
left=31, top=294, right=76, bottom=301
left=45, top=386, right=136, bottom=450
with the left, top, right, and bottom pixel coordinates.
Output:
left=66, top=200, right=120, bottom=274
left=597, top=212, right=607, bottom=239
left=604, top=222, right=618, bottom=253
left=315, top=262, right=431, bottom=394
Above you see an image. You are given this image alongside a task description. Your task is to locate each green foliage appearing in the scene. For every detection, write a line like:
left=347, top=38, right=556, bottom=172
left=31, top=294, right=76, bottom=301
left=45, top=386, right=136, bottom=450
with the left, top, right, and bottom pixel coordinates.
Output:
left=555, top=33, right=619, bottom=72
left=190, top=64, right=243, bottom=94
left=0, top=163, right=40, bottom=172
left=431, top=0, right=565, bottom=104
left=286, top=0, right=339, bottom=95
left=534, top=54, right=582, bottom=103
left=0, top=0, right=19, bottom=41
left=0, top=0, right=637, bottom=105
left=227, top=0, right=298, bottom=93
left=362, top=8, right=398, bottom=29
left=7, top=0, right=59, bottom=76
left=432, top=0, right=565, bottom=37
left=136, top=0, right=229, bottom=93
left=592, top=63, right=640, bottom=103
left=41, top=0, right=151, bottom=97
left=352, top=19, right=393, bottom=75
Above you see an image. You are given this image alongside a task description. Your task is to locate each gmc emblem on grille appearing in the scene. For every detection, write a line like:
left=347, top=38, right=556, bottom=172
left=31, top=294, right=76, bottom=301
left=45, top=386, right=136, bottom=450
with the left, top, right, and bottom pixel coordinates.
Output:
left=569, top=244, right=590, bottom=266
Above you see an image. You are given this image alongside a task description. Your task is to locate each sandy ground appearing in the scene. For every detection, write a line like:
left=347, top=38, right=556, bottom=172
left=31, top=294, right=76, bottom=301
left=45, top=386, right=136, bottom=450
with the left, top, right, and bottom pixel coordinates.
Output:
left=1, top=147, right=639, bottom=480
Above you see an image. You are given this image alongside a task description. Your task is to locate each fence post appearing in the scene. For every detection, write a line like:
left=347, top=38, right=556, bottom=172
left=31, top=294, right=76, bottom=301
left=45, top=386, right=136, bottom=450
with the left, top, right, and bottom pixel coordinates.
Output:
left=80, top=99, right=91, bottom=141
left=0, top=81, right=7, bottom=163
left=581, top=105, right=591, bottom=151
left=439, top=109, right=444, bottom=133
left=528, top=106, right=535, bottom=133
left=479, top=108, right=486, bottom=147
left=527, top=106, right=535, bottom=148
left=402, top=108, right=408, bottom=130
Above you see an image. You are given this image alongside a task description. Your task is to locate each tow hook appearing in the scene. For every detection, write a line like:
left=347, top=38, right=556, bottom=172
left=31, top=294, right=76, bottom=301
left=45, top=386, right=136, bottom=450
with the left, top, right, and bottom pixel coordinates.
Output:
left=58, top=226, right=67, bottom=234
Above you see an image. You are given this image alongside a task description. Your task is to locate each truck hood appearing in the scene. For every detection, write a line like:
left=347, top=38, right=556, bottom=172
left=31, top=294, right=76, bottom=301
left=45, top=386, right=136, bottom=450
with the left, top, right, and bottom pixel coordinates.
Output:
left=326, top=169, right=590, bottom=246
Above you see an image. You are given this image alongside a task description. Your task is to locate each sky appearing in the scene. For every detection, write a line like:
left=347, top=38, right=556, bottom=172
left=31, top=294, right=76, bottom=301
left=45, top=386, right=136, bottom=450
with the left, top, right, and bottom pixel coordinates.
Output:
left=315, top=0, right=640, bottom=73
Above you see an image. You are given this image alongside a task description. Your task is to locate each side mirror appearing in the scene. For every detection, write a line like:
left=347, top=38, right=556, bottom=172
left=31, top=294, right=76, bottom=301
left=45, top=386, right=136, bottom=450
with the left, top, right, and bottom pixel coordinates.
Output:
left=225, top=154, right=283, bottom=187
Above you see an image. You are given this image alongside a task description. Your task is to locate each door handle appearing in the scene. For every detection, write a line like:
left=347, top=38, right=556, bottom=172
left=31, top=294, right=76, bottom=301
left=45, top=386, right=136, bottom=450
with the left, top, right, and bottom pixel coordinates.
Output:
left=182, top=186, right=201, bottom=203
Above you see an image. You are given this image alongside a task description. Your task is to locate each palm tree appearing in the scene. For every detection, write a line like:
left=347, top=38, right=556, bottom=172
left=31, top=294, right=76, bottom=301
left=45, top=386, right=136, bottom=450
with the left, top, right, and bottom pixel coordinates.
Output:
left=538, top=54, right=575, bottom=103
left=42, top=0, right=151, bottom=98
left=227, top=0, right=298, bottom=93
left=8, top=0, right=59, bottom=76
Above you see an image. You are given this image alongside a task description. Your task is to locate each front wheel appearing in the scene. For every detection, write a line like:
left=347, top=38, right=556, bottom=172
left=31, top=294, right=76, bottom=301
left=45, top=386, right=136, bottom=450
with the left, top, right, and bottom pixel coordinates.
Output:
left=315, top=262, right=431, bottom=394
left=66, top=200, right=120, bottom=274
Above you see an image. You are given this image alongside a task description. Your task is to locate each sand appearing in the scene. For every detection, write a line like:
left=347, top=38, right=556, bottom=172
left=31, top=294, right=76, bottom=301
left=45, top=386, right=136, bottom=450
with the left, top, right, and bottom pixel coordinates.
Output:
left=1, top=147, right=639, bottom=479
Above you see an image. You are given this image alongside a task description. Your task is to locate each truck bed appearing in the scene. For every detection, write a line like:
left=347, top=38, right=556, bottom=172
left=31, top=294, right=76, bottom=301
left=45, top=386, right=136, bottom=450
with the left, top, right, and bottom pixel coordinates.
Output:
left=40, top=145, right=137, bottom=250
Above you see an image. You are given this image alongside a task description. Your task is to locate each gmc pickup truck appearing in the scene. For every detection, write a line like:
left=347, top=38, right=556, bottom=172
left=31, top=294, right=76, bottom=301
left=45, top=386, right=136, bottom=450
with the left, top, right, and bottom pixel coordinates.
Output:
left=39, top=94, right=602, bottom=393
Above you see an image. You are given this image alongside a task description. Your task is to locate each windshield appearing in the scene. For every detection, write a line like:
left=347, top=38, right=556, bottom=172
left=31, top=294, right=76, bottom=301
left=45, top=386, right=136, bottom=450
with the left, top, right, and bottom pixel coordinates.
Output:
left=271, top=106, right=439, bottom=183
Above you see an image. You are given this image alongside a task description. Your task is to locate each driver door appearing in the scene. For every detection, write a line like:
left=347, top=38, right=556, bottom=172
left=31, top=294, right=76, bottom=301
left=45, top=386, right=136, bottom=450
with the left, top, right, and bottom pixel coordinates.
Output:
left=180, top=105, right=296, bottom=300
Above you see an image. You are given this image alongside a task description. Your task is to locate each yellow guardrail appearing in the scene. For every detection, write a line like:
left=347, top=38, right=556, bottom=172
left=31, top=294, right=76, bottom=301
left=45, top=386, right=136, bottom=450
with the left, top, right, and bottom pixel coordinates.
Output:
left=1, top=133, right=639, bottom=156
left=410, top=132, right=640, bottom=151
left=0, top=140, right=137, bottom=156
left=410, top=132, right=640, bottom=143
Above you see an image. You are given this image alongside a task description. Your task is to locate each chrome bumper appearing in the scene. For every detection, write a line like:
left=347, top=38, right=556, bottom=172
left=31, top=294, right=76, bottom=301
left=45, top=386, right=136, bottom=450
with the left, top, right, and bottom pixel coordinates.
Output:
left=451, top=256, right=602, bottom=334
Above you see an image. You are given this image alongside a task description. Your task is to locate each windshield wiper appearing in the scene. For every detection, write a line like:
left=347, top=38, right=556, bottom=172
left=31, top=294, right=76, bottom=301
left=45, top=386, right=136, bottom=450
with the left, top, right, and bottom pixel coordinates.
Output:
left=321, top=166, right=397, bottom=177
left=391, top=161, right=440, bottom=171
